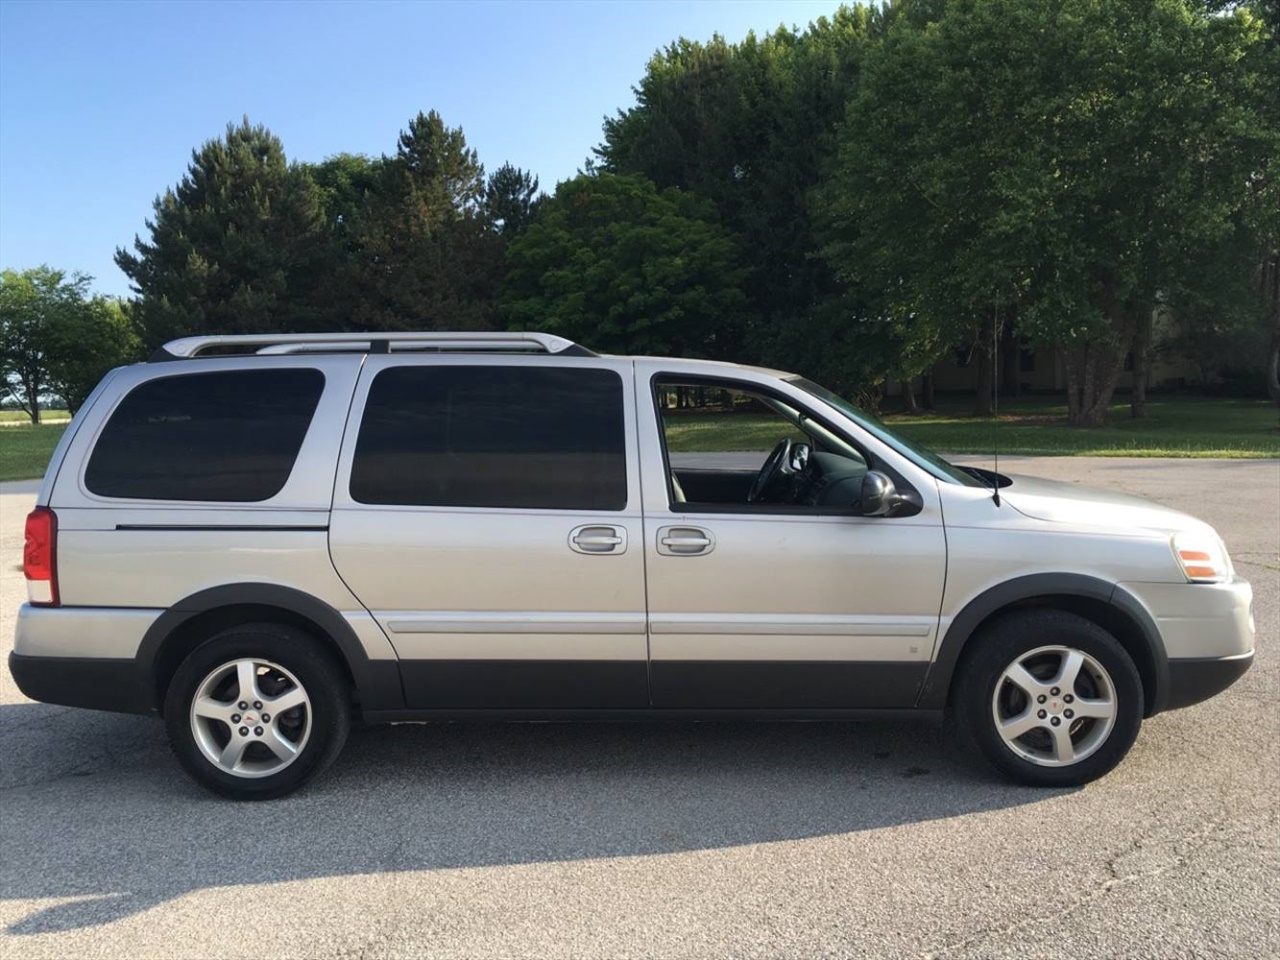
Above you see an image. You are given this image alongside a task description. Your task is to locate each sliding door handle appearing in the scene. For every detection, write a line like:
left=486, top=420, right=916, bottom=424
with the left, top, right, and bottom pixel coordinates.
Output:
left=569, top=525, right=627, bottom=554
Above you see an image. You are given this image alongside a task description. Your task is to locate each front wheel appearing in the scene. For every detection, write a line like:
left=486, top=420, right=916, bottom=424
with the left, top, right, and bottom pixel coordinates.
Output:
left=954, top=610, right=1143, bottom=787
left=164, top=624, right=351, bottom=800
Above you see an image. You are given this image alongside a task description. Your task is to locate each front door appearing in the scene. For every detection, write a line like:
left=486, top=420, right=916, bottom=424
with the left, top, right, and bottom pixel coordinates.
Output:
left=636, top=366, right=947, bottom=709
left=329, top=358, right=649, bottom=709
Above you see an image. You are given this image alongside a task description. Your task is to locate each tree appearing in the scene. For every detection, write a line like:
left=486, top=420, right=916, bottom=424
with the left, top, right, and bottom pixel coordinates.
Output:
left=346, top=111, right=503, bottom=331
left=500, top=173, right=747, bottom=356
left=0, top=267, right=140, bottom=421
left=483, top=163, right=541, bottom=236
left=302, top=152, right=388, bottom=330
left=44, top=297, right=141, bottom=413
left=819, top=0, right=1277, bottom=425
left=115, top=118, right=327, bottom=347
left=596, top=7, right=889, bottom=367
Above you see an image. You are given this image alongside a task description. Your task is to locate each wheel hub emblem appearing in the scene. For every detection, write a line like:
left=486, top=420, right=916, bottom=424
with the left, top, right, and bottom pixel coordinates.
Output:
left=243, top=713, right=258, bottom=725
left=1048, top=700, right=1061, bottom=713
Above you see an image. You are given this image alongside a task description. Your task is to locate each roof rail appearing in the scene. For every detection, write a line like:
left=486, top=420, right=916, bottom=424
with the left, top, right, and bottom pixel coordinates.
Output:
left=148, top=332, right=597, bottom=362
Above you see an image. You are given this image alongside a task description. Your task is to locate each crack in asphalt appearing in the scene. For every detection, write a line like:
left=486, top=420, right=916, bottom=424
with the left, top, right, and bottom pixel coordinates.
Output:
left=918, top=816, right=1278, bottom=959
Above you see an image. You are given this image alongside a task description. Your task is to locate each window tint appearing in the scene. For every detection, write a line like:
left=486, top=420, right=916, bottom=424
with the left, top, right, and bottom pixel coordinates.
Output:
left=351, top=366, right=626, bottom=510
left=85, top=369, right=325, bottom=502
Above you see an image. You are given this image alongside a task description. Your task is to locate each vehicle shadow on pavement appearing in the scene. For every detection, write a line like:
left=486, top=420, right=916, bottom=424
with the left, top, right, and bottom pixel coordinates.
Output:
left=0, top=702, right=1071, bottom=935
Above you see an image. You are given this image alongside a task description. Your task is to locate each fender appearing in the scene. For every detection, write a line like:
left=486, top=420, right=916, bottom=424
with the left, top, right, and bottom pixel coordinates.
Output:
left=916, top=573, right=1169, bottom=715
left=136, top=583, right=405, bottom=713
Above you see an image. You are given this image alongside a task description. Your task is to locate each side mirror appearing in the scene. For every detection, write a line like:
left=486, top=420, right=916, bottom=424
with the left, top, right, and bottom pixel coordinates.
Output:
left=860, top=471, right=899, bottom=517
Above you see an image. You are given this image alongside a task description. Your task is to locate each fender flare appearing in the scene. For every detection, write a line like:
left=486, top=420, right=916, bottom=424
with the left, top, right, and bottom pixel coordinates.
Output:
left=916, top=573, right=1169, bottom=715
left=136, top=583, right=404, bottom=713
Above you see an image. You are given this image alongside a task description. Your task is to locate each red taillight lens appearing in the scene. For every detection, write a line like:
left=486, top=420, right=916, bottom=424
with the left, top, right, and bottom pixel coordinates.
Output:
left=23, top=507, right=58, bottom=606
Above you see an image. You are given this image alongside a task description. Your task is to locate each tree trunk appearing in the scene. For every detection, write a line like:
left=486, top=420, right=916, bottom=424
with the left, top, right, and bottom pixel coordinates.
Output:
left=1000, top=318, right=1020, bottom=399
left=1130, top=310, right=1152, bottom=420
left=1267, top=335, right=1280, bottom=408
left=973, top=322, right=994, bottom=418
left=1064, top=278, right=1137, bottom=427
left=1065, top=337, right=1129, bottom=426
left=921, top=371, right=936, bottom=410
left=1260, top=250, right=1279, bottom=409
left=19, top=369, right=40, bottom=424
left=902, top=377, right=920, bottom=414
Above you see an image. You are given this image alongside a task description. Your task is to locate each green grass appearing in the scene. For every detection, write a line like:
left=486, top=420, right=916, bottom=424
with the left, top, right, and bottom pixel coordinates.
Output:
left=665, top=396, right=1280, bottom=458
left=0, top=409, right=69, bottom=422
left=887, top=396, right=1280, bottom=457
left=0, top=424, right=67, bottom=481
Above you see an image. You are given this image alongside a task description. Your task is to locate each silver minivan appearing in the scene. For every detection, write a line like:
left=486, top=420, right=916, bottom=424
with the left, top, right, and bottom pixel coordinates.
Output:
left=13, top=332, right=1255, bottom=798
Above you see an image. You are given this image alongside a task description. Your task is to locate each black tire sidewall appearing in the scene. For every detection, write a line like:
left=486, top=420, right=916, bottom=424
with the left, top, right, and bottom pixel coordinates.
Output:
left=164, top=625, right=350, bottom=800
left=956, top=610, right=1143, bottom=787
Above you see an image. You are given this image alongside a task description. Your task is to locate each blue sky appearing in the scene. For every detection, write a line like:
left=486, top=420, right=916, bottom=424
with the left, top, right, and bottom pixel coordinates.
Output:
left=0, top=0, right=844, bottom=297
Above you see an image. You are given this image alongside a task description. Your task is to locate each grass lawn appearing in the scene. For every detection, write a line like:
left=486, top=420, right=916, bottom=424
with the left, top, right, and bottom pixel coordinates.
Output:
left=0, top=424, right=67, bottom=482
left=665, top=396, right=1280, bottom=458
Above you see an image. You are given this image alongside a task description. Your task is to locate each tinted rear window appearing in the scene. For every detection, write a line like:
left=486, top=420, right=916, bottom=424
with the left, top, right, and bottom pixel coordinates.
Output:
left=351, top=366, right=626, bottom=510
left=85, top=369, right=325, bottom=501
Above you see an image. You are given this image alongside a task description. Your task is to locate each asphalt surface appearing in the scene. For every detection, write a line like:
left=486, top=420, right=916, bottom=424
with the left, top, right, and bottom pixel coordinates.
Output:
left=0, top=458, right=1277, bottom=959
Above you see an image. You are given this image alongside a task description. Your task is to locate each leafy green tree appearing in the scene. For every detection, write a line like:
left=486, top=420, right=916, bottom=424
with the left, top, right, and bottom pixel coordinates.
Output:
left=308, top=152, right=386, bottom=243
left=500, top=173, right=746, bottom=356
left=820, top=0, right=1276, bottom=425
left=0, top=267, right=140, bottom=421
left=44, top=297, right=142, bottom=413
left=302, top=152, right=388, bottom=330
left=596, top=7, right=888, bottom=368
left=0, top=267, right=86, bottom=421
left=115, top=118, right=327, bottom=347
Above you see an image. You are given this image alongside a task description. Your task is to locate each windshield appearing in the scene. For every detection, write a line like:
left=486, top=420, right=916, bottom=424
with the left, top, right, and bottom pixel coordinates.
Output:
left=788, top=377, right=987, bottom=488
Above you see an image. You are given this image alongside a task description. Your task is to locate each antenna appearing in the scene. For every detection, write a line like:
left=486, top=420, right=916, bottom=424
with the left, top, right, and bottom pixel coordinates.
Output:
left=992, top=305, right=1001, bottom=507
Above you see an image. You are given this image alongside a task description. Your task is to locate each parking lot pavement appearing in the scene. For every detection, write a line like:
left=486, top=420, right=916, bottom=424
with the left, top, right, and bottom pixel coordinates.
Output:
left=1, top=458, right=1277, bottom=959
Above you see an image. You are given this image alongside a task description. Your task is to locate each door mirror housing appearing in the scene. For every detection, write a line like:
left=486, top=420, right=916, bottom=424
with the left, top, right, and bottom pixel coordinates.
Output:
left=860, top=470, right=900, bottom=517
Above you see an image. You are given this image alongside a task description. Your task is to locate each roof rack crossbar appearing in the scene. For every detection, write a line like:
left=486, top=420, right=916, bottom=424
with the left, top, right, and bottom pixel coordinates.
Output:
left=151, top=331, right=595, bottom=361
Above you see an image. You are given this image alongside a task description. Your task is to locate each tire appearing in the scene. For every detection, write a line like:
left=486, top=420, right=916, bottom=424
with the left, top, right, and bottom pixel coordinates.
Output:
left=164, top=623, right=351, bottom=800
left=953, top=609, right=1143, bottom=787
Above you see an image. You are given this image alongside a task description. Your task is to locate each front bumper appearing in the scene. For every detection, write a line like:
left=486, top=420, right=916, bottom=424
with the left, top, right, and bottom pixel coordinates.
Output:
left=1165, top=651, right=1255, bottom=711
left=1119, top=576, right=1254, bottom=660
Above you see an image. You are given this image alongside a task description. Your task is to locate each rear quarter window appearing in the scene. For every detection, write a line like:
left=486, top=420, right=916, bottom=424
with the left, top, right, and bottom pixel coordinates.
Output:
left=84, top=368, right=325, bottom=502
left=350, top=365, right=626, bottom=510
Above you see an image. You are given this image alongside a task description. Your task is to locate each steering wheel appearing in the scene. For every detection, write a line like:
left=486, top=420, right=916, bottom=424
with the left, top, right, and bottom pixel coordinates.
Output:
left=747, top=439, right=792, bottom=503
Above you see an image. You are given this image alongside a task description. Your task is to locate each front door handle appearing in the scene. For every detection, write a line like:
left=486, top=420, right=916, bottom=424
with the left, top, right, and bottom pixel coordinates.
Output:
left=569, top=524, right=627, bottom=555
left=657, top=525, right=715, bottom=556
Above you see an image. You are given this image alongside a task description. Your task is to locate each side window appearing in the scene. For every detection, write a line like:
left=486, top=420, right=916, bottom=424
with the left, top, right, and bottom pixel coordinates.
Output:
left=85, top=368, right=325, bottom=502
left=350, top=365, right=627, bottom=511
left=656, top=379, right=867, bottom=510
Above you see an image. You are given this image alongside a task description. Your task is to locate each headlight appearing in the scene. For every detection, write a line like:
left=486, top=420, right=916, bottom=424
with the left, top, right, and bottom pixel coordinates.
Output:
left=1172, top=532, right=1232, bottom=583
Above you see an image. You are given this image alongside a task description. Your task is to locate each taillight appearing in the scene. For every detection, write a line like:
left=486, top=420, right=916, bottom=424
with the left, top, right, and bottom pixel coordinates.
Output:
left=23, top=507, right=58, bottom=606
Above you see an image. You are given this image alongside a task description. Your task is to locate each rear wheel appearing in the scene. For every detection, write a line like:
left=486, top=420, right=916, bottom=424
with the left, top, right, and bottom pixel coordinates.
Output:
left=954, top=610, right=1143, bottom=787
left=164, top=623, right=350, bottom=800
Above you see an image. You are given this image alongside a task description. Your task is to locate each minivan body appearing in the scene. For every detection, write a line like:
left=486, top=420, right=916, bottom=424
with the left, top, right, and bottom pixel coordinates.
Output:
left=12, top=333, right=1255, bottom=798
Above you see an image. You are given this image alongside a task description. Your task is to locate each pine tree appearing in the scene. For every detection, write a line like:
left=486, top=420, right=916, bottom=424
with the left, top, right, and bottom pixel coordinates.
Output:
left=115, top=118, right=326, bottom=346
left=484, top=163, right=541, bottom=236
left=350, top=112, right=501, bottom=331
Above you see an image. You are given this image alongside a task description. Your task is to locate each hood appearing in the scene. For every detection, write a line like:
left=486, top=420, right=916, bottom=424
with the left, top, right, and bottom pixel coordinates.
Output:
left=1000, top=474, right=1216, bottom=538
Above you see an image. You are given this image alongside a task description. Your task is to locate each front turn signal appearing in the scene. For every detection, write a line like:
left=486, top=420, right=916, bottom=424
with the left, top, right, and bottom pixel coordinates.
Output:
left=1172, top=533, right=1230, bottom=583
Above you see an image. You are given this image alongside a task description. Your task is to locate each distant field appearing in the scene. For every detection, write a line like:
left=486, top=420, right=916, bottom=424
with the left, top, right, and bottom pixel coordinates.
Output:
left=885, top=396, right=1279, bottom=458
left=665, top=396, right=1280, bottom=458
left=0, top=409, right=69, bottom=423
left=0, top=397, right=1275, bottom=484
